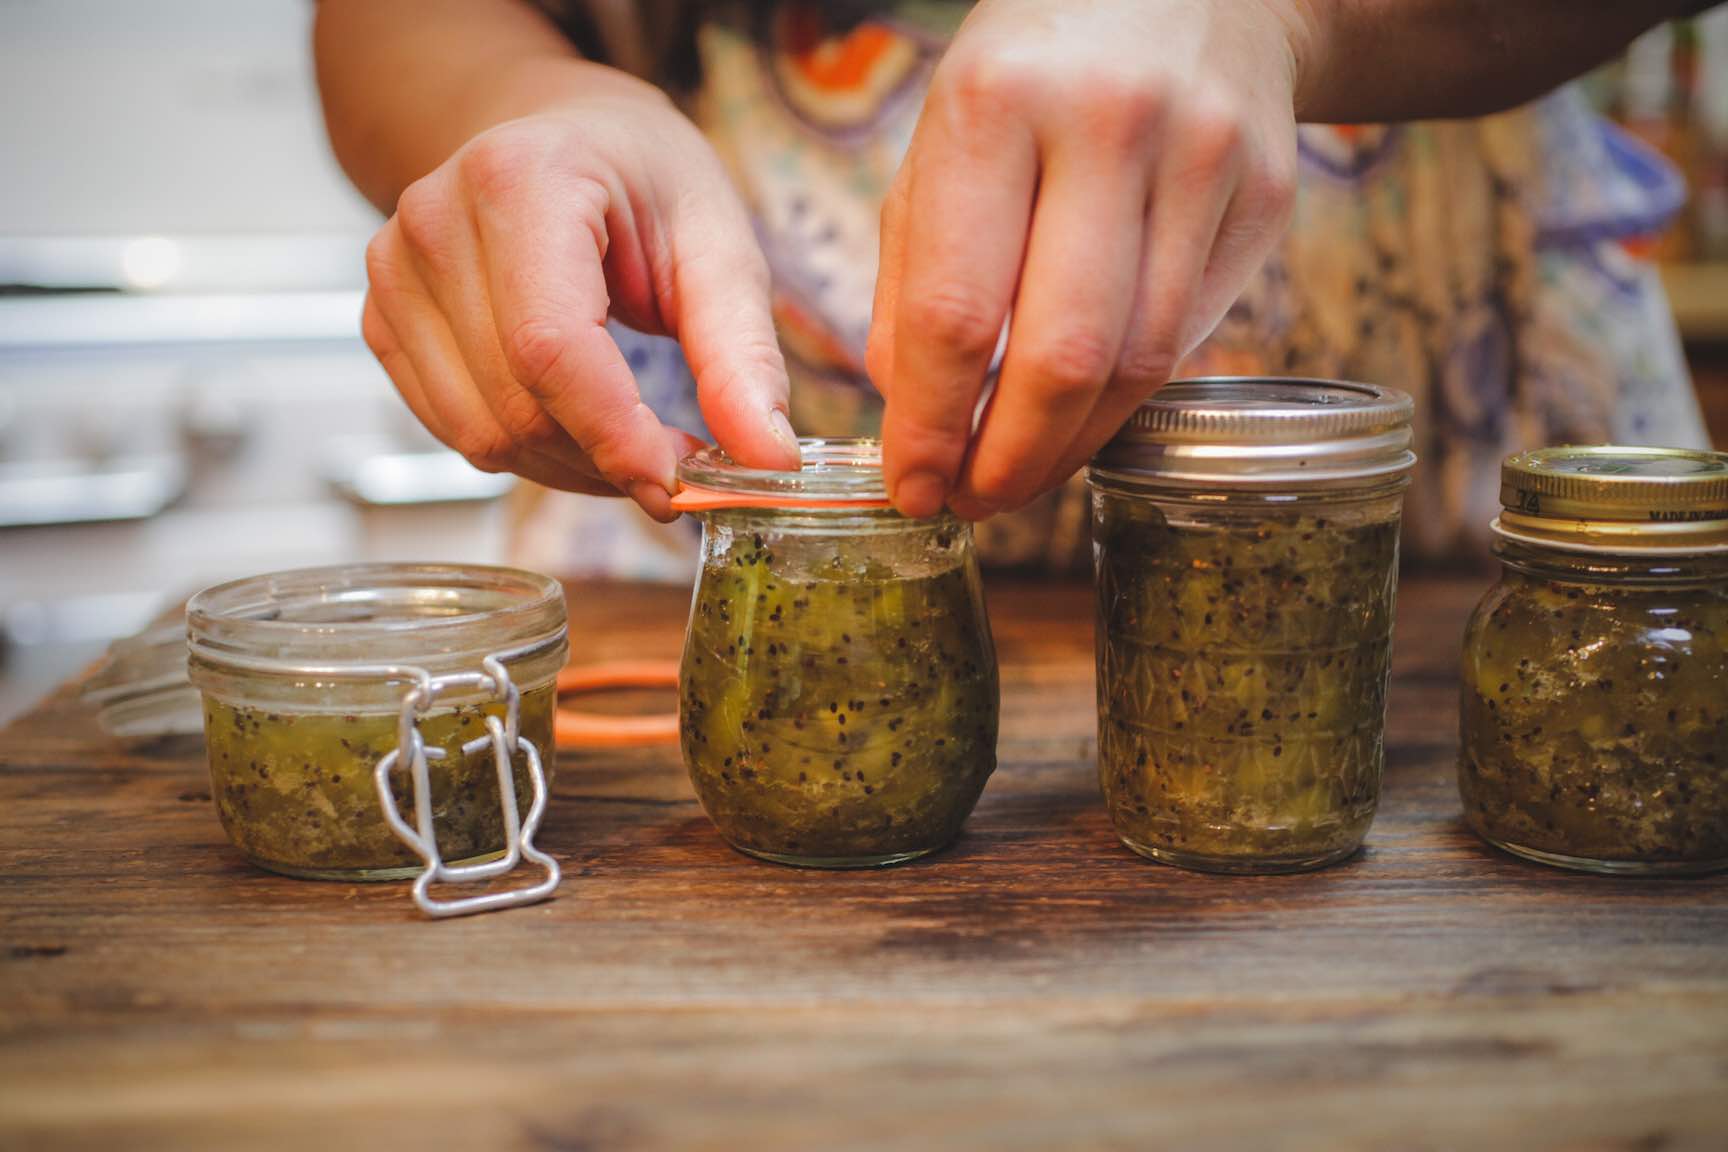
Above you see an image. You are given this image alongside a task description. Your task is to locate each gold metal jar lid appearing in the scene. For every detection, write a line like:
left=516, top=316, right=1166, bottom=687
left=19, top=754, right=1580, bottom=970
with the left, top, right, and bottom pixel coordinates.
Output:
left=1496, top=445, right=1728, bottom=553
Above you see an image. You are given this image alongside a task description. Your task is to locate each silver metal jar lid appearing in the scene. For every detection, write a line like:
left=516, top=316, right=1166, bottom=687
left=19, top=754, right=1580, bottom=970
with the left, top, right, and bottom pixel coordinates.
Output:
left=1089, top=377, right=1416, bottom=485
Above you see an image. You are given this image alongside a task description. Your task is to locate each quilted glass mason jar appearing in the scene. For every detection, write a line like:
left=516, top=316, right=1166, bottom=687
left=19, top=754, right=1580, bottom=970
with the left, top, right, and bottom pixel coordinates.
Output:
left=1089, top=378, right=1416, bottom=873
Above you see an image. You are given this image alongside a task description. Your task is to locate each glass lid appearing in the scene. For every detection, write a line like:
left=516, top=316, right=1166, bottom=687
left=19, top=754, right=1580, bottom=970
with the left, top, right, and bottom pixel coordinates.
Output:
left=678, top=437, right=889, bottom=504
left=187, top=563, right=567, bottom=675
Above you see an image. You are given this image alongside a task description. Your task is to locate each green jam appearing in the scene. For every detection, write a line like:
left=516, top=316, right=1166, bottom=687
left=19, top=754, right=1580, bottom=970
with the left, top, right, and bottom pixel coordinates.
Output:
left=1094, top=493, right=1402, bottom=871
left=203, top=684, right=556, bottom=879
left=1460, top=571, right=1728, bottom=873
left=680, top=517, right=998, bottom=866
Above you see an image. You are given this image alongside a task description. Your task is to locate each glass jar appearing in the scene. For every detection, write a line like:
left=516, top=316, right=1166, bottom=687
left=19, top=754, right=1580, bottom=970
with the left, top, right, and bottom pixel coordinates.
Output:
left=677, top=439, right=999, bottom=868
left=83, top=621, right=203, bottom=745
left=187, top=564, right=567, bottom=881
left=1088, top=378, right=1416, bottom=873
left=1460, top=446, right=1728, bottom=875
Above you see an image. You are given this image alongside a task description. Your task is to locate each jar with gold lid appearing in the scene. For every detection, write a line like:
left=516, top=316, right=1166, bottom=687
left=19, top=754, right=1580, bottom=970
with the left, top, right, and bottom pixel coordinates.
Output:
left=1460, top=446, right=1728, bottom=874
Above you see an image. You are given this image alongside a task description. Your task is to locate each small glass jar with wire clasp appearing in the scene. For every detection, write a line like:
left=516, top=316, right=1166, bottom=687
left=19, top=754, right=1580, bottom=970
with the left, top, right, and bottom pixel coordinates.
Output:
left=187, top=563, right=567, bottom=915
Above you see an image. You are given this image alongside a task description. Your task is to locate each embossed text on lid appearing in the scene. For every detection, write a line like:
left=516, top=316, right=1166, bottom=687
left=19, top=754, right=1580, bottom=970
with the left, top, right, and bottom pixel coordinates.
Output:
left=1495, top=445, right=1728, bottom=554
left=1501, top=445, right=1728, bottom=521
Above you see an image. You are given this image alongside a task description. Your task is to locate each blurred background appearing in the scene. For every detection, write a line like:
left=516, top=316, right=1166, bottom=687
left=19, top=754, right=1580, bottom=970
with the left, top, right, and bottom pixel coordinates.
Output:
left=1587, top=15, right=1728, bottom=440
left=1, top=1, right=1726, bottom=724
left=0, top=0, right=513, bottom=721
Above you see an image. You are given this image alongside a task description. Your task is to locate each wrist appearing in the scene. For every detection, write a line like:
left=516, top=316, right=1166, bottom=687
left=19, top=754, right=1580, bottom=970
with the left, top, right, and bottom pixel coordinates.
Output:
left=473, top=55, right=672, bottom=128
left=1263, top=0, right=1338, bottom=122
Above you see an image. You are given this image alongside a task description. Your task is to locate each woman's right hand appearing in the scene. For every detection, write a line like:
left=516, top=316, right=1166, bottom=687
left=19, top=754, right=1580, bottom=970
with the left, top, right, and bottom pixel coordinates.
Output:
left=359, top=70, right=800, bottom=522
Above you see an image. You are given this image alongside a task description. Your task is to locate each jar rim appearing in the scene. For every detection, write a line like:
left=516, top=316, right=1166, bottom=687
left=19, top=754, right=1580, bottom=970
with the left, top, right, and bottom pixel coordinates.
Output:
left=679, top=437, right=889, bottom=503
left=187, top=563, right=568, bottom=682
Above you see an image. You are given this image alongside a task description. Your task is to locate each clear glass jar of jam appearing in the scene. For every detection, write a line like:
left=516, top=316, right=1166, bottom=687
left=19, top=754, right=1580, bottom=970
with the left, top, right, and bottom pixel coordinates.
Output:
left=187, top=564, right=567, bottom=882
left=678, top=438, right=999, bottom=868
left=1460, top=446, right=1728, bottom=875
left=1088, top=378, right=1416, bottom=873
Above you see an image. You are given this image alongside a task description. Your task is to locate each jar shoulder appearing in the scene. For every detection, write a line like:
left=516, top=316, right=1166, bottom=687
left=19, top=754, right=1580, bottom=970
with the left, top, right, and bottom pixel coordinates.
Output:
left=1463, top=571, right=1728, bottom=689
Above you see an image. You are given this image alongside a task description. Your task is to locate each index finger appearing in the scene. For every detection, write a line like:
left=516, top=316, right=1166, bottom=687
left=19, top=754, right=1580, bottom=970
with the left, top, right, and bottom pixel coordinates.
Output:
left=661, top=163, right=801, bottom=473
left=474, top=170, right=688, bottom=513
left=882, top=114, right=1035, bottom=518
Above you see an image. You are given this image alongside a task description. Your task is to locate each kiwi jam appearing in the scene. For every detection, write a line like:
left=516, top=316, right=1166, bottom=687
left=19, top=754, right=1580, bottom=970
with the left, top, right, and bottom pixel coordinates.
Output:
left=187, top=563, right=569, bottom=888
left=680, top=510, right=998, bottom=867
left=1460, top=556, right=1728, bottom=872
left=1093, top=492, right=1402, bottom=871
left=204, top=685, right=556, bottom=879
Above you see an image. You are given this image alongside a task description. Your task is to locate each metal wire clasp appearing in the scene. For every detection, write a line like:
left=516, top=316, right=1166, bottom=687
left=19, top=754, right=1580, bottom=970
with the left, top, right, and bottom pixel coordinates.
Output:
left=373, top=655, right=560, bottom=918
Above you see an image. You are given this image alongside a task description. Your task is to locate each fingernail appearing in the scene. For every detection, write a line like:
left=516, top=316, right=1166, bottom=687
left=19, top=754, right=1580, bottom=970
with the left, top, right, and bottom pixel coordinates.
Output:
left=768, top=408, right=801, bottom=466
left=894, top=470, right=948, bottom=518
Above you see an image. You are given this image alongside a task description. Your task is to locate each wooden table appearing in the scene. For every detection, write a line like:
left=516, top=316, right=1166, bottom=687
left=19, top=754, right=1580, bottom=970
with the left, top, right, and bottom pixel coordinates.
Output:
left=3, top=577, right=1725, bottom=1151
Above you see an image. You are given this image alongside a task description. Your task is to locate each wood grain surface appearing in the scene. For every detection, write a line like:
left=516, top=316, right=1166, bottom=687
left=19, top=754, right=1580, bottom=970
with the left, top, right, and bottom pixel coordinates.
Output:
left=1, top=577, right=1725, bottom=1151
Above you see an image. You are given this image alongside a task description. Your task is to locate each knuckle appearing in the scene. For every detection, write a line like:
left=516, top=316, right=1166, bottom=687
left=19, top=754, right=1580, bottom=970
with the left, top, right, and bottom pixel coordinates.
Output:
left=672, top=226, right=767, bottom=294
left=363, top=328, right=409, bottom=390
left=968, top=456, right=1025, bottom=507
left=943, top=50, right=1036, bottom=121
left=448, top=426, right=517, bottom=475
left=1117, top=338, right=1179, bottom=387
left=565, top=174, right=612, bottom=231
left=1245, top=154, right=1298, bottom=223
left=1080, top=72, right=1165, bottom=150
left=393, top=178, right=454, bottom=258
left=359, top=300, right=391, bottom=357
left=457, top=132, right=533, bottom=203
left=363, top=231, right=404, bottom=295
left=907, top=287, right=1001, bottom=359
left=582, top=403, right=652, bottom=479
left=700, top=339, right=787, bottom=408
left=885, top=397, right=965, bottom=460
left=558, top=175, right=615, bottom=263
left=1181, top=100, right=1245, bottom=165
left=493, top=386, right=561, bottom=449
left=502, top=317, right=575, bottom=395
left=1022, top=329, right=1117, bottom=398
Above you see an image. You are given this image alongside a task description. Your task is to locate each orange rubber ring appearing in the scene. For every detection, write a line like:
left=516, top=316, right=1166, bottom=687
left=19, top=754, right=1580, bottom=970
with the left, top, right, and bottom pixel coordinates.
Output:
left=555, top=660, right=681, bottom=749
left=669, top=482, right=891, bottom=513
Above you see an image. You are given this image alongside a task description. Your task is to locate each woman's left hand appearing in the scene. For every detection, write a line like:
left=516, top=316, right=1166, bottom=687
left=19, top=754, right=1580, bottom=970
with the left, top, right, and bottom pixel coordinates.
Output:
left=868, top=0, right=1316, bottom=519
